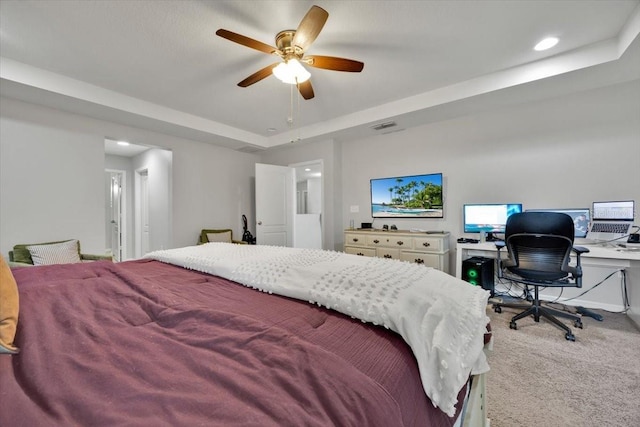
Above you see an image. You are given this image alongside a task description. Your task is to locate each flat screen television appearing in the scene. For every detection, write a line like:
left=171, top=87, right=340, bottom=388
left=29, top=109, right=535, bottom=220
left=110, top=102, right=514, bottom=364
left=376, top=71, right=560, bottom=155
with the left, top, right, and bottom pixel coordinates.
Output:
left=526, top=208, right=591, bottom=238
left=370, top=173, right=443, bottom=218
left=463, top=203, right=523, bottom=241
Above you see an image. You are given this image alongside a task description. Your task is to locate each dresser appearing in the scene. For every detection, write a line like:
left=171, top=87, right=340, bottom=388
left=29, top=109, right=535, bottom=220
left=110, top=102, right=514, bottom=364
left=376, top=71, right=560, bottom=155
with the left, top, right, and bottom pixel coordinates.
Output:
left=343, top=229, right=450, bottom=273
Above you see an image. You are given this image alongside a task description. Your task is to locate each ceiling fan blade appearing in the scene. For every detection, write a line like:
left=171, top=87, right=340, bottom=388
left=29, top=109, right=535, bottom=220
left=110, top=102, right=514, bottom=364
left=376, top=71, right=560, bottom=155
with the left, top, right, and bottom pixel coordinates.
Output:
left=297, top=80, right=315, bottom=100
left=304, top=55, right=364, bottom=72
left=292, top=5, right=329, bottom=51
left=238, top=63, right=279, bottom=87
left=216, top=29, right=279, bottom=55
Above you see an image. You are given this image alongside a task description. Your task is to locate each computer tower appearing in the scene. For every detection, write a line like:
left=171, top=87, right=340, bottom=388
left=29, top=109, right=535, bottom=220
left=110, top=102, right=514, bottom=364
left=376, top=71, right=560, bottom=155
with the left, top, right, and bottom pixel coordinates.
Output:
left=461, top=256, right=495, bottom=295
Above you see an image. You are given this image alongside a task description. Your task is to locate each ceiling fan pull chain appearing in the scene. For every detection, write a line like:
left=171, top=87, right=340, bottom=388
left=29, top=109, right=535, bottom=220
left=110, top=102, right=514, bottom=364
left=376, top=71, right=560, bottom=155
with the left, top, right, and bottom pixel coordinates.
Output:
left=296, top=83, right=302, bottom=142
left=288, top=83, right=295, bottom=142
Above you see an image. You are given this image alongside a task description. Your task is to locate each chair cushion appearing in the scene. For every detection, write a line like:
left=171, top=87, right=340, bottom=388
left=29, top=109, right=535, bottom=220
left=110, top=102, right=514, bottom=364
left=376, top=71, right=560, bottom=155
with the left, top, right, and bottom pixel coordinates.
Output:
left=207, top=231, right=232, bottom=243
left=12, top=239, right=82, bottom=265
left=26, top=239, right=82, bottom=265
left=0, top=255, right=20, bottom=354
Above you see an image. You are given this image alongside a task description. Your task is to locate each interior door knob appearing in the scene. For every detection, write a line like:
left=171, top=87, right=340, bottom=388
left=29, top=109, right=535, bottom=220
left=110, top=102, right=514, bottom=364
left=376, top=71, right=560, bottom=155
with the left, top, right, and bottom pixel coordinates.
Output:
left=258, top=221, right=262, bottom=225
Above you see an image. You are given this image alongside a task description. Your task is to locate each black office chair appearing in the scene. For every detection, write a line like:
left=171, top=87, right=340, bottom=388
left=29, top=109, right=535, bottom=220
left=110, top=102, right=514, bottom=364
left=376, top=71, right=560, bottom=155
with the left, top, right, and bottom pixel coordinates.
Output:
left=492, top=212, right=589, bottom=341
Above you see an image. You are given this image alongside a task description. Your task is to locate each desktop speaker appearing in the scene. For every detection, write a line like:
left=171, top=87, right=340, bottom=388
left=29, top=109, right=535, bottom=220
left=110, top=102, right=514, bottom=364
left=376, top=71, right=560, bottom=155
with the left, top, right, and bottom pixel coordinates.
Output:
left=461, top=256, right=495, bottom=295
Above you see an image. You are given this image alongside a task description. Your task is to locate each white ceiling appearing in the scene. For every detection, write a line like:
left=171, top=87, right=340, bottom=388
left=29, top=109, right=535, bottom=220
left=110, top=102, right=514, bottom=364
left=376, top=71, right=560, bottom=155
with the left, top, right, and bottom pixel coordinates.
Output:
left=1, top=0, right=639, bottom=152
left=104, top=138, right=151, bottom=157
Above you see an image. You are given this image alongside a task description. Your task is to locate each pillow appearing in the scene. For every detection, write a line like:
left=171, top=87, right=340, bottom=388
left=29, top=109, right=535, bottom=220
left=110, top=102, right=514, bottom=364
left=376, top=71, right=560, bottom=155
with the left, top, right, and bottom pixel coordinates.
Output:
left=207, top=231, right=232, bottom=243
left=12, top=239, right=82, bottom=264
left=27, top=239, right=81, bottom=265
left=0, top=255, right=20, bottom=354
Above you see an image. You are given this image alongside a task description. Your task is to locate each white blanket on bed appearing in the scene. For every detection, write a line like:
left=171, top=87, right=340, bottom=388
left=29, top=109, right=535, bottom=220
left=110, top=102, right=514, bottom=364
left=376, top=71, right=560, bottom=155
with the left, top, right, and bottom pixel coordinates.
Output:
left=145, top=243, right=490, bottom=417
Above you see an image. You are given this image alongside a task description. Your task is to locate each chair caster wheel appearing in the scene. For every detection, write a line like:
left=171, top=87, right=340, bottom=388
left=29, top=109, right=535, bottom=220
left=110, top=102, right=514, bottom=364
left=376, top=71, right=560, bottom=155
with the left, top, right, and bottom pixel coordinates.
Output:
left=509, top=321, right=517, bottom=330
left=575, top=320, right=583, bottom=329
left=494, top=305, right=502, bottom=313
left=565, top=333, right=575, bottom=341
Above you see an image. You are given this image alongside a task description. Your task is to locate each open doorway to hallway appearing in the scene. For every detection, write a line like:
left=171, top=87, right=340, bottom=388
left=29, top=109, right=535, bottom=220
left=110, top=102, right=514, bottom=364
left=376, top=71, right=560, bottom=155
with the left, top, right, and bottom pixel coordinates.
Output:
left=105, top=139, right=172, bottom=260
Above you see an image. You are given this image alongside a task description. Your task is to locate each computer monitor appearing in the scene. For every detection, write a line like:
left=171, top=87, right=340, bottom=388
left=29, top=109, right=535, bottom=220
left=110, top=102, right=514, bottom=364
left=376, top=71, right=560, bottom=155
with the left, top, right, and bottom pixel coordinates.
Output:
left=463, top=203, right=523, bottom=241
left=525, top=208, right=591, bottom=238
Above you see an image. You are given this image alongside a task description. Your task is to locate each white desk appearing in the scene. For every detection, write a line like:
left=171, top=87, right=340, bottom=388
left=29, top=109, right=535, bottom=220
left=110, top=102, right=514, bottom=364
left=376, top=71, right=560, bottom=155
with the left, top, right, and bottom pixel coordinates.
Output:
left=455, top=242, right=640, bottom=328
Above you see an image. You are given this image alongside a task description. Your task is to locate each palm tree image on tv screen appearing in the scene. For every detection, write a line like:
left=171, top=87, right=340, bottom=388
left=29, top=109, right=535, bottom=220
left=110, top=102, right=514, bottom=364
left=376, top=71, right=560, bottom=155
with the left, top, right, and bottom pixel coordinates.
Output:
left=370, top=173, right=444, bottom=218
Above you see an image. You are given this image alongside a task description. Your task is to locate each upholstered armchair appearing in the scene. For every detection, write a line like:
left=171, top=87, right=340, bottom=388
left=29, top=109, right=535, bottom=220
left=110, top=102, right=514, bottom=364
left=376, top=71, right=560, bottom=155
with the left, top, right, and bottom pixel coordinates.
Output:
left=197, top=229, right=247, bottom=245
left=8, top=239, right=112, bottom=267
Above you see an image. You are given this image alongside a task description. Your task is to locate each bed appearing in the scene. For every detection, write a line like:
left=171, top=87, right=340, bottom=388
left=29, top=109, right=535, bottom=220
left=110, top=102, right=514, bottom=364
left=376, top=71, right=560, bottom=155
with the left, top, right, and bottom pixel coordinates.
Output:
left=0, top=243, right=491, bottom=426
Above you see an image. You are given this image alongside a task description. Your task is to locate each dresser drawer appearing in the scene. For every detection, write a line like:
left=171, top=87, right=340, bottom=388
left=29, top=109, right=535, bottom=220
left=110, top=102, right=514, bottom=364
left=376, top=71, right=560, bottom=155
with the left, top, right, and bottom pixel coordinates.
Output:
left=345, top=246, right=376, bottom=257
left=400, top=252, right=440, bottom=268
left=412, top=236, right=443, bottom=252
left=376, top=248, right=401, bottom=260
left=345, top=233, right=365, bottom=245
left=366, top=234, right=409, bottom=248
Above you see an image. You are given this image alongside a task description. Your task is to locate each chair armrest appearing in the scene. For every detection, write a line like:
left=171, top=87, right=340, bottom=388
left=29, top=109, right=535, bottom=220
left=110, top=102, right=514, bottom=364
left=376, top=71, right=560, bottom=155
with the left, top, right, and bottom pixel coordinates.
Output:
left=81, top=254, right=113, bottom=262
left=7, top=261, right=33, bottom=268
left=572, top=246, right=589, bottom=255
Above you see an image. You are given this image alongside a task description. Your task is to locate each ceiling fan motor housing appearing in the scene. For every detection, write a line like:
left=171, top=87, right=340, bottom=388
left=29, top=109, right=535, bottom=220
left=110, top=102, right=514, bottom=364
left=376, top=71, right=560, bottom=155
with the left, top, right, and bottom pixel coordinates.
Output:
left=276, top=30, right=304, bottom=61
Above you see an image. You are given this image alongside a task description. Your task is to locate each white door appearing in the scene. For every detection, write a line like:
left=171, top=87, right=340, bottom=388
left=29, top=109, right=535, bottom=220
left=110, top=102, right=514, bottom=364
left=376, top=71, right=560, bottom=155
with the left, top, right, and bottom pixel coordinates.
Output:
left=255, top=163, right=295, bottom=247
left=135, top=168, right=150, bottom=257
left=141, top=171, right=150, bottom=255
left=110, top=172, right=122, bottom=261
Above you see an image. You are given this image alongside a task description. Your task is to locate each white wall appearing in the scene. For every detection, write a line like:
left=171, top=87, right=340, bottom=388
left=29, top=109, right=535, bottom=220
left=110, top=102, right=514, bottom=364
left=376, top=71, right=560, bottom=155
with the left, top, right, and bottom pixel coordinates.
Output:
left=2, top=79, right=638, bottom=265
left=307, top=177, right=322, bottom=214
left=261, top=80, right=640, bottom=267
left=1, top=102, right=105, bottom=256
left=0, top=96, right=260, bottom=258
left=340, top=80, right=640, bottom=268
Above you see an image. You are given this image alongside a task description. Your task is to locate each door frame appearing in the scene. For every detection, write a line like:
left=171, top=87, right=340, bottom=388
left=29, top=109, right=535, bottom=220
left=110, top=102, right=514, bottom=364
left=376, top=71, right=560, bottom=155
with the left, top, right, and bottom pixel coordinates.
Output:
left=105, top=169, right=127, bottom=262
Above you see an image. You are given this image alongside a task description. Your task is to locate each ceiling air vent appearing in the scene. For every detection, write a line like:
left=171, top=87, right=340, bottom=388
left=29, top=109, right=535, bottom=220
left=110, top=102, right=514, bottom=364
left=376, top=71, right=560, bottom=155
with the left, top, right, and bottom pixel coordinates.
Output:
left=237, top=145, right=264, bottom=153
left=371, top=121, right=397, bottom=131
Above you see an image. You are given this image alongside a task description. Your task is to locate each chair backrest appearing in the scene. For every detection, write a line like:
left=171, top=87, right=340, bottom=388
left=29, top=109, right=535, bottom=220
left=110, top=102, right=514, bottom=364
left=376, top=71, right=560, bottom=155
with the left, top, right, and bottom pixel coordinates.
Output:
left=504, top=212, right=575, bottom=282
left=199, top=229, right=233, bottom=244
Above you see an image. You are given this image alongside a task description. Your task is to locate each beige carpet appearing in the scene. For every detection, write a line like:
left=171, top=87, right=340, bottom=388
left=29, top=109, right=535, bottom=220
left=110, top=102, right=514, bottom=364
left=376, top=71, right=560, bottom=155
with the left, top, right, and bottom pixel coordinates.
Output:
left=485, top=305, right=640, bottom=427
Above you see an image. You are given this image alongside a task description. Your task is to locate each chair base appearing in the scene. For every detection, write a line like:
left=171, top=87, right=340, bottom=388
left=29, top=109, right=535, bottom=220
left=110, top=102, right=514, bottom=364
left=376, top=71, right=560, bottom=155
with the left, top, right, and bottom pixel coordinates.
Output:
left=493, top=299, right=583, bottom=341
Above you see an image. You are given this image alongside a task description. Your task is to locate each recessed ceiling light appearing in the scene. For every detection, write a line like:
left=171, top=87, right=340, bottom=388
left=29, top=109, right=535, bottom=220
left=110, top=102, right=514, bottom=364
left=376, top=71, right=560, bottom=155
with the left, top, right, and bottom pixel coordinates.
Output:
left=305, top=168, right=311, bottom=172
left=117, top=141, right=130, bottom=146
left=534, top=37, right=559, bottom=51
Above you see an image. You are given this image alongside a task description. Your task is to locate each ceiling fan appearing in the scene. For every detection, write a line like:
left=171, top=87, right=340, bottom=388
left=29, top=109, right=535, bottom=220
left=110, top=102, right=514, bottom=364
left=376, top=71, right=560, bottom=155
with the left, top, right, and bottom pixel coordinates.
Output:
left=216, top=5, right=364, bottom=100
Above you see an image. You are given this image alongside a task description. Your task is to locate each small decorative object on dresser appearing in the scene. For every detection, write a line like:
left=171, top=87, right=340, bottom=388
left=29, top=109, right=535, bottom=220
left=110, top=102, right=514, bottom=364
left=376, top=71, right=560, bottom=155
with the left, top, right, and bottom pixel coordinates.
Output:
left=344, top=229, right=450, bottom=273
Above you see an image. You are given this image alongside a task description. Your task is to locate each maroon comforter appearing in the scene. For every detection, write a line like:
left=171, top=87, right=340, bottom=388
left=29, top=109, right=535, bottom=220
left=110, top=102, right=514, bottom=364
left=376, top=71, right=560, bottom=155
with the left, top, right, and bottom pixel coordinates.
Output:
left=0, top=259, right=465, bottom=426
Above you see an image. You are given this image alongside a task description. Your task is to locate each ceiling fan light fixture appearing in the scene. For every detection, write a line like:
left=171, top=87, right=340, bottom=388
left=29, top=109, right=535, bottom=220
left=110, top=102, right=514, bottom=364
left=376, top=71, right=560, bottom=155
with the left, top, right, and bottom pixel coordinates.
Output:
left=273, top=59, right=311, bottom=84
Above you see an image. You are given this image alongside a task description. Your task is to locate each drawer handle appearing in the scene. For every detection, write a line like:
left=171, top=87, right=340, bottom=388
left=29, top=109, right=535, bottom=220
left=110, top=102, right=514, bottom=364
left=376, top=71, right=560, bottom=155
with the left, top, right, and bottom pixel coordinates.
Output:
left=422, top=242, right=431, bottom=247
left=414, top=259, right=424, bottom=264
left=352, top=238, right=359, bottom=242
left=383, top=254, right=393, bottom=259
left=373, top=239, right=380, bottom=244
left=396, top=241, right=404, bottom=246
left=357, top=252, right=364, bottom=256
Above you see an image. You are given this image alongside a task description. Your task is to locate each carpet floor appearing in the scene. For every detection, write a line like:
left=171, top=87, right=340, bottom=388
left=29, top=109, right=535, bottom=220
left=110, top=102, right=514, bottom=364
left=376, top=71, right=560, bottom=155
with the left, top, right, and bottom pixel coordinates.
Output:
left=485, top=305, right=640, bottom=427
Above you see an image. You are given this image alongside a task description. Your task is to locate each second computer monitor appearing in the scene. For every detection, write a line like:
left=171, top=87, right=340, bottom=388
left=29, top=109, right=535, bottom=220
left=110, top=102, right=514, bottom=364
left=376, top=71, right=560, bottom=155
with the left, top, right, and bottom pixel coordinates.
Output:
left=525, top=208, right=590, bottom=238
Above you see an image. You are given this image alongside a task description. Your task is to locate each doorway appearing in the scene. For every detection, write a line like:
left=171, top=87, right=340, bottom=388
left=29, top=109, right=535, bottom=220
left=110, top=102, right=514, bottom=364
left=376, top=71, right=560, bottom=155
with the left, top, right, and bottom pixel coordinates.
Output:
left=254, top=160, right=323, bottom=249
left=105, top=169, right=126, bottom=262
left=105, top=140, right=172, bottom=260
left=292, top=160, right=323, bottom=249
